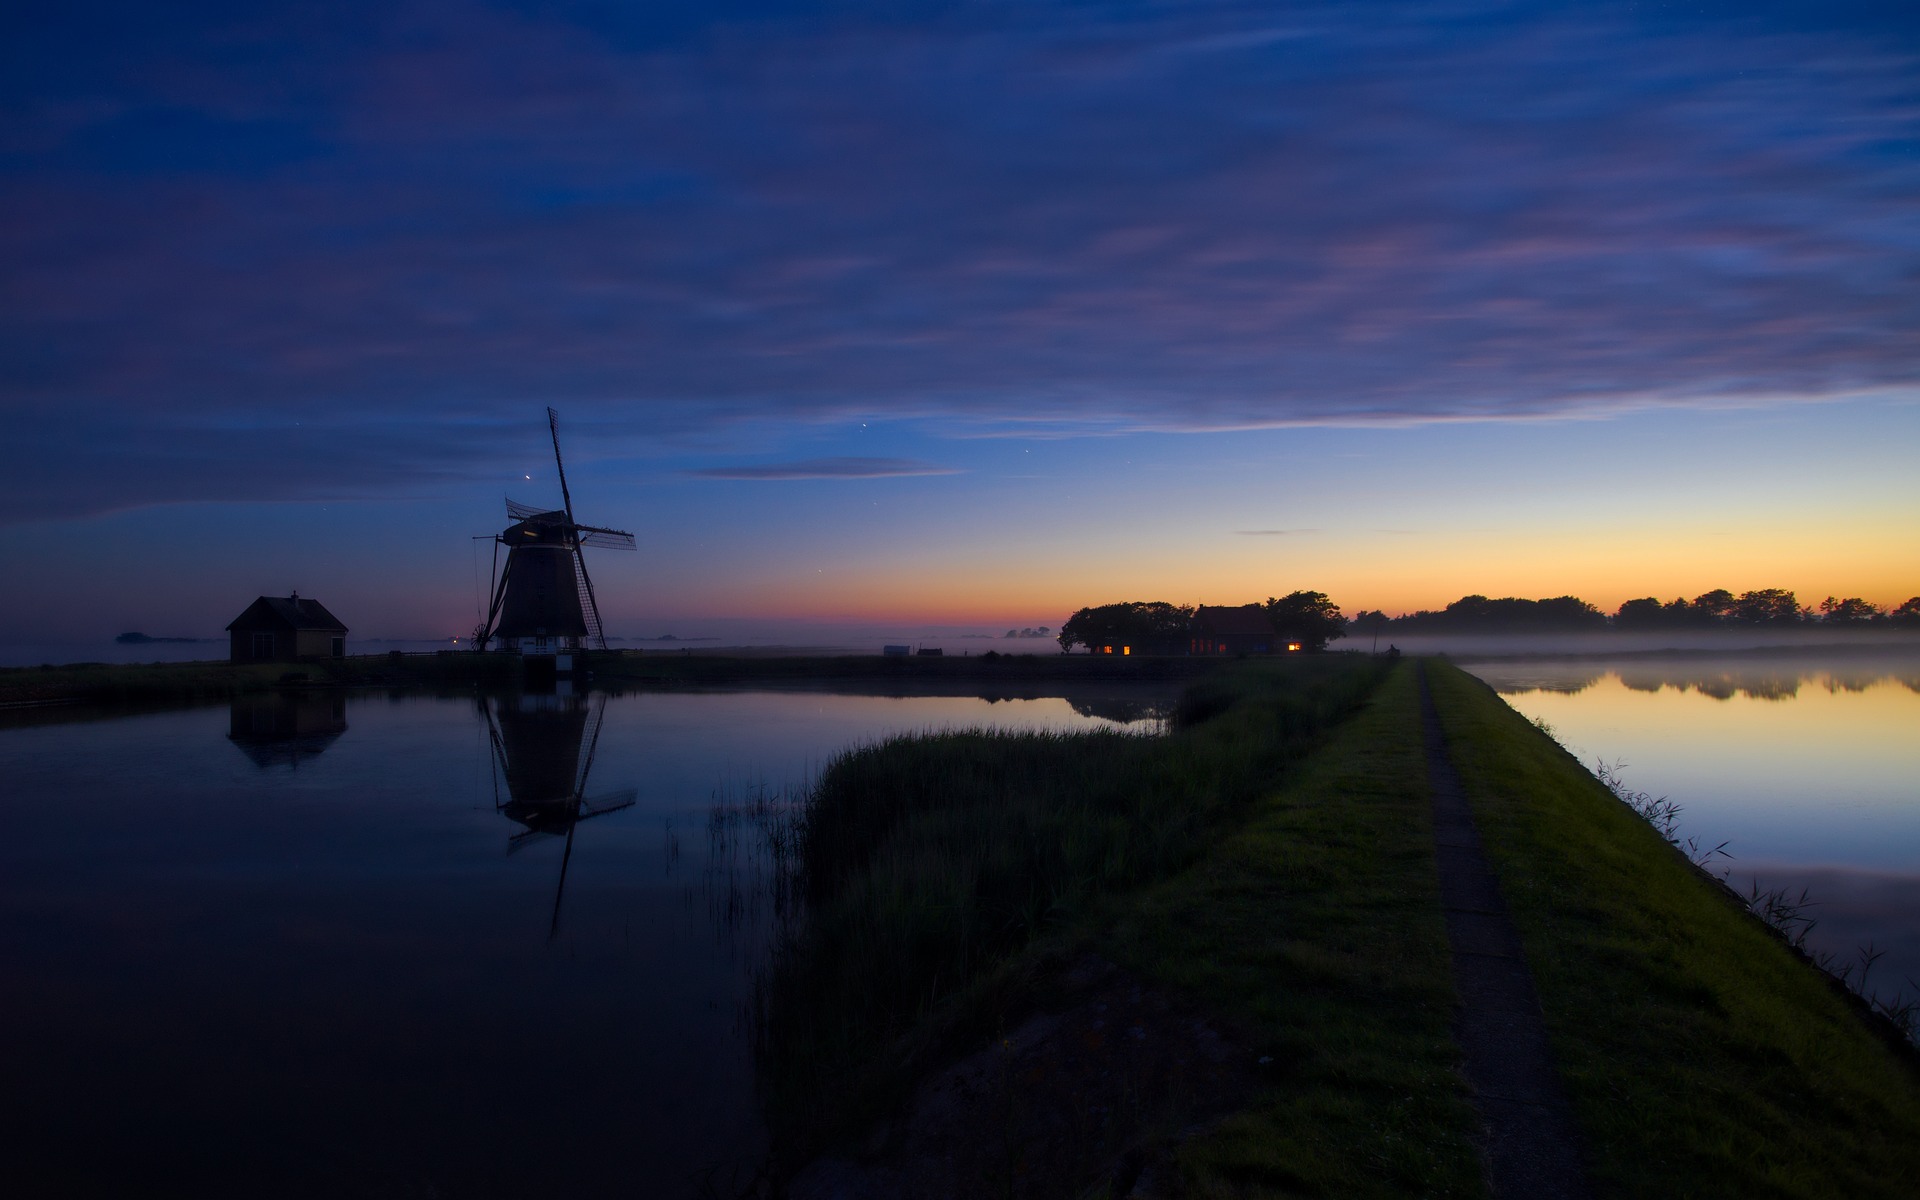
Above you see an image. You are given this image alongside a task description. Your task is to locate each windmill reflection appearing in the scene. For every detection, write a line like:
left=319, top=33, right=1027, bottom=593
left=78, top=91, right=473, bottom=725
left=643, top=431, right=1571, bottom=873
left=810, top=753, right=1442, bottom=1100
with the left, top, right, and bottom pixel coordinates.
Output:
left=480, top=691, right=637, bottom=937
left=228, top=692, right=347, bottom=769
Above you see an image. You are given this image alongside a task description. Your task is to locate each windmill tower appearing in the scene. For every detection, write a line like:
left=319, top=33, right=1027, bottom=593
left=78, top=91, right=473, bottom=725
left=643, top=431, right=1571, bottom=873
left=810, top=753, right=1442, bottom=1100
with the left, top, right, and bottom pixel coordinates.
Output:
left=475, top=408, right=635, bottom=654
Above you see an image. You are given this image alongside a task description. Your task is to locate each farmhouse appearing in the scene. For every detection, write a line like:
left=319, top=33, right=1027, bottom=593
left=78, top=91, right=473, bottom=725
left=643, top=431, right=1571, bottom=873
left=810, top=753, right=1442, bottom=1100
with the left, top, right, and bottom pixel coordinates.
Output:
left=1190, top=604, right=1278, bottom=655
left=226, top=593, right=348, bottom=662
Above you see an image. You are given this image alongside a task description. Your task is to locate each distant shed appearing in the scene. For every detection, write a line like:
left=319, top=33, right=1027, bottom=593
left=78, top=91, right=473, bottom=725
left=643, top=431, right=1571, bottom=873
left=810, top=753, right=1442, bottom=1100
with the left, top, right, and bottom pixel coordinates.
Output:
left=227, top=593, right=348, bottom=662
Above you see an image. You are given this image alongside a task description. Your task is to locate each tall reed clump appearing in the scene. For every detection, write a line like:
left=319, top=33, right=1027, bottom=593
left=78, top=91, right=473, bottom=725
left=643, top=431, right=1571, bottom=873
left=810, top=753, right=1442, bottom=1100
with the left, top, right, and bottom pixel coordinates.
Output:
left=753, top=656, right=1389, bottom=1150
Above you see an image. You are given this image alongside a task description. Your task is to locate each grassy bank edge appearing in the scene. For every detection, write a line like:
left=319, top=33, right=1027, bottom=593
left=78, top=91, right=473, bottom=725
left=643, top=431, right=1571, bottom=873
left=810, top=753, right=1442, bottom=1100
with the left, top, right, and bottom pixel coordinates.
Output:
left=1425, top=659, right=1920, bottom=1198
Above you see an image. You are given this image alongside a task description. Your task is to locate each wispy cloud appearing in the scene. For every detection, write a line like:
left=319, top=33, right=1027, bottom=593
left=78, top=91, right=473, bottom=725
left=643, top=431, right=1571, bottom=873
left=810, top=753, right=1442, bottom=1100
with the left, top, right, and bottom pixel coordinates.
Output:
left=4, top=1, right=1918, bottom=516
left=1234, top=529, right=1318, bottom=537
left=688, top=457, right=960, bottom=481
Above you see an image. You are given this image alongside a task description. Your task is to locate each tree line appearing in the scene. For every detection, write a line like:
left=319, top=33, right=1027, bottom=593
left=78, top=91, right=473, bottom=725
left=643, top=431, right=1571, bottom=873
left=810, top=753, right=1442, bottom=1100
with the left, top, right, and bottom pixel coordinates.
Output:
left=1058, top=592, right=1348, bottom=653
left=1351, top=589, right=1920, bottom=635
left=1058, top=588, right=1920, bottom=653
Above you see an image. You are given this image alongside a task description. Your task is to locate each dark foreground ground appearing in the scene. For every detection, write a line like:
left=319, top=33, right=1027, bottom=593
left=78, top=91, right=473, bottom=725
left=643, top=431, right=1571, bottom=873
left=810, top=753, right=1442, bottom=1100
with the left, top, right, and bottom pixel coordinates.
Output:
left=761, top=659, right=1920, bottom=1199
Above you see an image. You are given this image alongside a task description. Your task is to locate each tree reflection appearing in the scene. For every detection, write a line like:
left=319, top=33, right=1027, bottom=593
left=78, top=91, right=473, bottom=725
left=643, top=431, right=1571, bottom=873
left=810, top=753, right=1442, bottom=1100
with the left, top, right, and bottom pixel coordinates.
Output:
left=1481, top=658, right=1920, bottom=701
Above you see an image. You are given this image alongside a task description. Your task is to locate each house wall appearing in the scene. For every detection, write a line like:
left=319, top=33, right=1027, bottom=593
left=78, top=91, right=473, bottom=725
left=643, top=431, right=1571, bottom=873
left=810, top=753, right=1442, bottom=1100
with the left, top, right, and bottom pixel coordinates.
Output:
left=229, top=626, right=344, bottom=661
left=1190, top=632, right=1273, bottom=655
left=294, top=630, right=344, bottom=658
left=231, top=628, right=290, bottom=662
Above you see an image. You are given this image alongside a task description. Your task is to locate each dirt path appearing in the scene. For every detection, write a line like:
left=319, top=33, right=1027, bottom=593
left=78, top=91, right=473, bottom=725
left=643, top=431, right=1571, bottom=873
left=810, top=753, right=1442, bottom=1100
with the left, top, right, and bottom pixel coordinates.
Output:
left=1418, top=662, right=1594, bottom=1199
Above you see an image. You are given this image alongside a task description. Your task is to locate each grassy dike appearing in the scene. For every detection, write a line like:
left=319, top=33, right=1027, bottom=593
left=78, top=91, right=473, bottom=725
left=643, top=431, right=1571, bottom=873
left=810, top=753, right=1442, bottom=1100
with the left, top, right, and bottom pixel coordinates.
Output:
left=757, top=658, right=1486, bottom=1195
left=1095, top=657, right=1484, bottom=1197
left=1424, top=660, right=1920, bottom=1197
left=760, top=659, right=1920, bottom=1197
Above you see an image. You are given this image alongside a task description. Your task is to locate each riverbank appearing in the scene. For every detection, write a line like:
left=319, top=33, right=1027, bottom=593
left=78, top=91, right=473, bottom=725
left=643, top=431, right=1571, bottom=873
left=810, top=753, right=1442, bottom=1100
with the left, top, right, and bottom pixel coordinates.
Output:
left=761, top=658, right=1920, bottom=1198
left=0, top=648, right=1231, bottom=710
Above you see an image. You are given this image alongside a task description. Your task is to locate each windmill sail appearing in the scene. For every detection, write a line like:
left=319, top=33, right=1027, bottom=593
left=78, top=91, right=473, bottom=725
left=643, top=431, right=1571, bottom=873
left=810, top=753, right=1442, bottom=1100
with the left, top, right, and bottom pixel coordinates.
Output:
left=474, top=410, right=634, bottom=652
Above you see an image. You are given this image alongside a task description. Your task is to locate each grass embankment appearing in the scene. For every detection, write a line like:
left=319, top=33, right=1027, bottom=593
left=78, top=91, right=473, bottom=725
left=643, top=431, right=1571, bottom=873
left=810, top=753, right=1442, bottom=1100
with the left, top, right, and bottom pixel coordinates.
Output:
left=1425, top=660, right=1920, bottom=1197
left=758, top=658, right=1493, bottom=1193
left=0, top=648, right=1208, bottom=708
left=762, top=659, right=1920, bottom=1197
left=0, top=652, right=519, bottom=707
left=1099, top=660, right=1484, bottom=1196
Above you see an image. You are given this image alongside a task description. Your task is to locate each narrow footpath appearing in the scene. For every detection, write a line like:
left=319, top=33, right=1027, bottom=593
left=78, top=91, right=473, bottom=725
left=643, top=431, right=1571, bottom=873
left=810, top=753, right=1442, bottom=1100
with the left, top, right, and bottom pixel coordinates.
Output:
left=1418, top=662, right=1594, bottom=1199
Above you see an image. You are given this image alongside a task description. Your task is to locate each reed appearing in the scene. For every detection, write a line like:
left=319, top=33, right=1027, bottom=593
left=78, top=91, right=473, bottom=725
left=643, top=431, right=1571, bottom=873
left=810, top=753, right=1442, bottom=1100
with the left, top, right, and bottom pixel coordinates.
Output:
left=751, top=656, right=1388, bottom=1150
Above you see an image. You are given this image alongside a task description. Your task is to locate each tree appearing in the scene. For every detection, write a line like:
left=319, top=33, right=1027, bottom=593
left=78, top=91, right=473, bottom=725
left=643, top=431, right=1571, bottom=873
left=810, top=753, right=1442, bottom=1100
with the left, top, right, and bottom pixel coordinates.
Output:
left=1056, top=602, right=1193, bottom=653
left=1731, top=588, right=1801, bottom=625
left=1265, top=591, right=1347, bottom=651
left=1818, top=596, right=1881, bottom=626
left=1890, top=598, right=1920, bottom=629
left=1614, top=597, right=1665, bottom=629
left=1691, top=589, right=1738, bottom=623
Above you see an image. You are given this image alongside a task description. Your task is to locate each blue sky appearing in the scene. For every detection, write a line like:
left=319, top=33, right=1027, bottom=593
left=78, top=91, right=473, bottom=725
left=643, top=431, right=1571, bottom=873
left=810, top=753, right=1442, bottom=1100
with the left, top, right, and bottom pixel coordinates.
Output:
left=4, top=1, right=1917, bottom=642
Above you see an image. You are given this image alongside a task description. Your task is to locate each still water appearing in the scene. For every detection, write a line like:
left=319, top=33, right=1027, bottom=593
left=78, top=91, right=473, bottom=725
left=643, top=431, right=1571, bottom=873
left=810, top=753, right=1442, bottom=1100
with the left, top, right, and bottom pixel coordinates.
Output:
left=0, top=684, right=1170, bottom=1199
left=1462, top=652, right=1920, bottom=1002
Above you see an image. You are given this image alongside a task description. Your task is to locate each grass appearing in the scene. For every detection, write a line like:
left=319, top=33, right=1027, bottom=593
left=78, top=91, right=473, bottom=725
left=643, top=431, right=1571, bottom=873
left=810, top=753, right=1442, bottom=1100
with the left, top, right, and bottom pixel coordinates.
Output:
left=0, top=648, right=1212, bottom=708
left=753, top=656, right=1392, bottom=1165
left=1096, top=659, right=1484, bottom=1197
left=3, top=652, right=527, bottom=705
left=1424, top=659, right=1920, bottom=1198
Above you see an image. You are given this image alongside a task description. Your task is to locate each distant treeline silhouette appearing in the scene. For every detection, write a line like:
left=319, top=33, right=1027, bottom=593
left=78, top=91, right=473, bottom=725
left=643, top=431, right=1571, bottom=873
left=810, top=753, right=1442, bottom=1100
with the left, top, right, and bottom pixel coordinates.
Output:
left=1058, top=592, right=1349, bottom=653
left=1059, top=589, right=1920, bottom=653
left=1351, top=589, right=1920, bottom=635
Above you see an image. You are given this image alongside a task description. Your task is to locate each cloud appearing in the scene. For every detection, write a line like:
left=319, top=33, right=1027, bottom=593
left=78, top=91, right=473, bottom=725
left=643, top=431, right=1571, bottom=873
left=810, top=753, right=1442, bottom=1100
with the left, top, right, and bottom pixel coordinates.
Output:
left=1234, top=529, right=1318, bottom=537
left=688, top=457, right=961, bottom=480
left=4, top=1, right=1919, bottom=516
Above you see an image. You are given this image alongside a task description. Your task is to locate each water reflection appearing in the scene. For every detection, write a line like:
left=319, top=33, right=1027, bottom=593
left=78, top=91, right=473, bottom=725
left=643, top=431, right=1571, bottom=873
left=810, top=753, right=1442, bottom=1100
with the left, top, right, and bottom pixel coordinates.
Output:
left=227, top=691, right=347, bottom=769
left=0, top=682, right=1182, bottom=1198
left=1471, top=658, right=1920, bottom=701
left=480, top=693, right=638, bottom=936
left=1463, top=652, right=1920, bottom=1011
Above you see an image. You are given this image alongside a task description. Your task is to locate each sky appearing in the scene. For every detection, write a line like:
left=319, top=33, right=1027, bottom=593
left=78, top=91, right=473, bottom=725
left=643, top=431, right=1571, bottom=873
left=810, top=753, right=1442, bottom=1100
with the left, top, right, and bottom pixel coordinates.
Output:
left=4, top=0, right=1918, bottom=644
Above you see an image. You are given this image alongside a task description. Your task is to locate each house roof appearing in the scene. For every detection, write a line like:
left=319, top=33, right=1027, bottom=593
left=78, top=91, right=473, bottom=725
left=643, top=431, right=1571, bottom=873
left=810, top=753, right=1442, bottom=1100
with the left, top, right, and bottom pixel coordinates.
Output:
left=1193, top=604, right=1273, bottom=636
left=226, top=595, right=348, bottom=633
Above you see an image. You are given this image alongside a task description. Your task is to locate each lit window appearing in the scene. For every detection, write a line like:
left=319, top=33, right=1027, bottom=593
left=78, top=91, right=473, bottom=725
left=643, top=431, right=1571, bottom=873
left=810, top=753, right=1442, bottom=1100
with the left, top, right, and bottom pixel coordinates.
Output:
left=1122, top=646, right=1130, bottom=656
left=1287, top=642, right=1302, bottom=652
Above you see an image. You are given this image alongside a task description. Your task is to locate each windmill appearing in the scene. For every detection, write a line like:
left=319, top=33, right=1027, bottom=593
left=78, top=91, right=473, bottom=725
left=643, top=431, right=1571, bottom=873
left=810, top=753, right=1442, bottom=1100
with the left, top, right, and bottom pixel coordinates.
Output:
left=480, top=691, right=638, bottom=937
left=474, top=407, right=635, bottom=653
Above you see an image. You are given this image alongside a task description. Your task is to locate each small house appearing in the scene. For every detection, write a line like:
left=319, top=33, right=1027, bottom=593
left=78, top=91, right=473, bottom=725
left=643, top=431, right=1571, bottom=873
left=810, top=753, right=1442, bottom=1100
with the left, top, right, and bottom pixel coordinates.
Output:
left=1190, top=604, right=1275, bottom=655
left=227, top=593, right=348, bottom=662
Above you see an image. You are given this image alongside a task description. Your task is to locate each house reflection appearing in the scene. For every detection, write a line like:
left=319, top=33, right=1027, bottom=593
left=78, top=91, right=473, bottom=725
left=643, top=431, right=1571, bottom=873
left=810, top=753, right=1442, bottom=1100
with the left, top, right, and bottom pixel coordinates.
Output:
left=480, top=691, right=636, bottom=935
left=228, top=692, right=347, bottom=769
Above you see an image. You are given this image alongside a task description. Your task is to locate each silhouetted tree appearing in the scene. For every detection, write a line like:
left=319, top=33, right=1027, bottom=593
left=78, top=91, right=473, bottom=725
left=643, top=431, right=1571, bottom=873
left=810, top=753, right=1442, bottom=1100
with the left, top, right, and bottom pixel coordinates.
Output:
left=1890, top=597, right=1920, bottom=629
left=1690, top=589, right=1738, bottom=623
left=1818, top=596, right=1882, bottom=626
left=1731, top=588, right=1801, bottom=625
left=1057, top=602, right=1193, bottom=653
left=1395, top=594, right=1605, bottom=633
left=1614, top=597, right=1666, bottom=629
left=1265, top=591, right=1347, bottom=651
